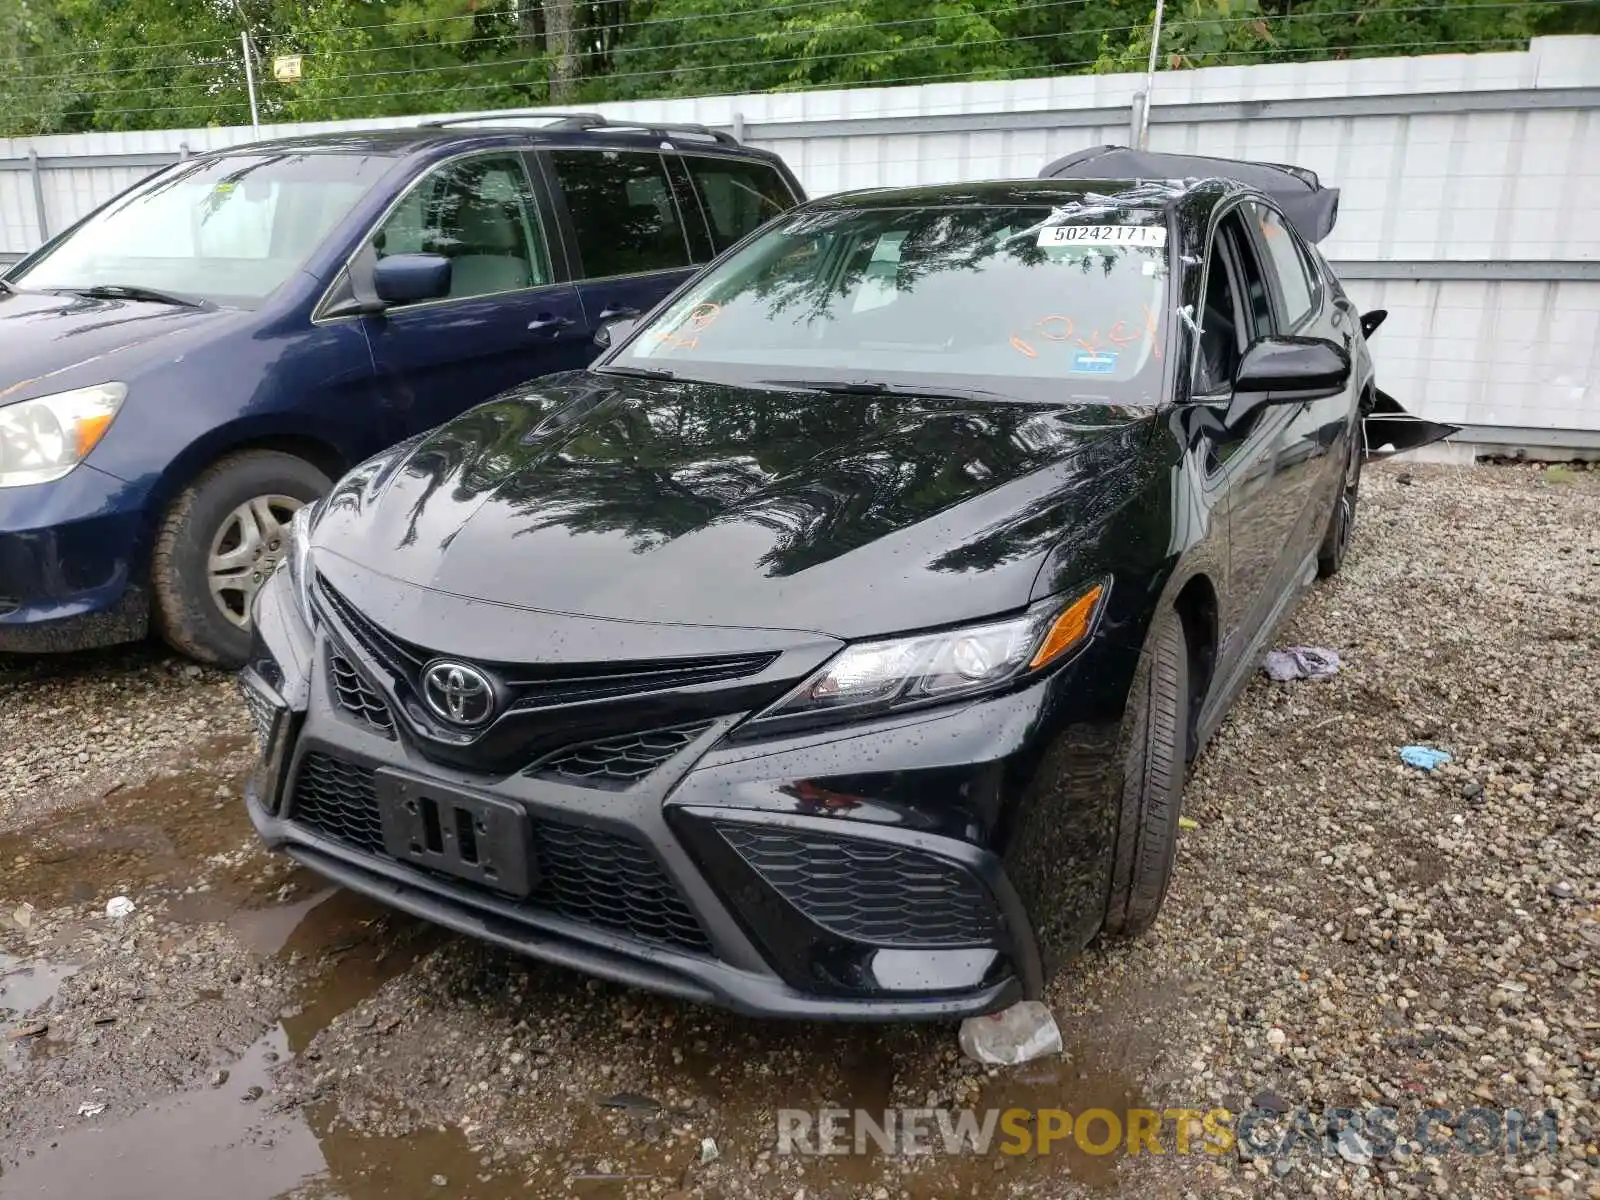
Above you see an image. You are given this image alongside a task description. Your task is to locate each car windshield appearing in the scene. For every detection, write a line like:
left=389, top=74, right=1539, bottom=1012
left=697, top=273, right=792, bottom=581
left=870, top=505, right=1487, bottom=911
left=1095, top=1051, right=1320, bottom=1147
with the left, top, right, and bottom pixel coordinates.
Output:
left=614, top=202, right=1172, bottom=403
left=9, top=151, right=393, bottom=309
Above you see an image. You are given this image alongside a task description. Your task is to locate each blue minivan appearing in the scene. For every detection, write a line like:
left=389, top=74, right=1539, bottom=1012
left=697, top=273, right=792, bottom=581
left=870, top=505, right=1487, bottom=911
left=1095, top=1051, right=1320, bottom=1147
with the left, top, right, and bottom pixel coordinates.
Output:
left=0, top=114, right=804, bottom=665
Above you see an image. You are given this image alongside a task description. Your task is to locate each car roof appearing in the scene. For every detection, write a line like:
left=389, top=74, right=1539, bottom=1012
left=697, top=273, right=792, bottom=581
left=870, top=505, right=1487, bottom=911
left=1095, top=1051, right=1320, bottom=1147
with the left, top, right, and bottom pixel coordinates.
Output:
left=191, top=120, right=775, bottom=163
left=808, top=177, right=1243, bottom=212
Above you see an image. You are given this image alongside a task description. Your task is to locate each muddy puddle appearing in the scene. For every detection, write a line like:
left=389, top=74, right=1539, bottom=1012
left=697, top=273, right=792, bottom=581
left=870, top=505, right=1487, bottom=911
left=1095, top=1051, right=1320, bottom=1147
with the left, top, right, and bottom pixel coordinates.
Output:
left=0, top=1022, right=508, bottom=1200
left=0, top=956, right=79, bottom=1020
left=0, top=877, right=461, bottom=1199
left=0, top=734, right=276, bottom=916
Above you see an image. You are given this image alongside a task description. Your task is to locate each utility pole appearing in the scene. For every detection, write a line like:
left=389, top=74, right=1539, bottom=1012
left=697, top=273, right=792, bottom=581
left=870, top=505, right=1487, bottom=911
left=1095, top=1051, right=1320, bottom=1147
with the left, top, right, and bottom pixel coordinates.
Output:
left=1139, top=0, right=1166, bottom=149
left=241, top=30, right=261, bottom=136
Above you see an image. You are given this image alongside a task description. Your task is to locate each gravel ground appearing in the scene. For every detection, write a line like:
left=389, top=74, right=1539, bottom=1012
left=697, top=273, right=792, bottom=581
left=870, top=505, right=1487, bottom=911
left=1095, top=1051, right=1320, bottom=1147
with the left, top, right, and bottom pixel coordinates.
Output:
left=0, top=460, right=1596, bottom=1200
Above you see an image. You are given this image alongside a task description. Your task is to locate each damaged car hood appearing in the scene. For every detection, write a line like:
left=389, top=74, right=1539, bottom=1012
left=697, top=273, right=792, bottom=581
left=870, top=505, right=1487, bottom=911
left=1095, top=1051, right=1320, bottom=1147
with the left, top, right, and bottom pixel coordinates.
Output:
left=311, top=371, right=1155, bottom=644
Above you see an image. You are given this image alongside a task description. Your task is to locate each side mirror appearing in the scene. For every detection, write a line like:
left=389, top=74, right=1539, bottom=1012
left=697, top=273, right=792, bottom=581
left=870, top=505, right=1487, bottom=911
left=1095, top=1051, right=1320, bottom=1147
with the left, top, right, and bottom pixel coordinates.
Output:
left=372, top=253, right=451, bottom=305
left=593, top=316, right=638, bottom=350
left=1226, top=336, right=1350, bottom=427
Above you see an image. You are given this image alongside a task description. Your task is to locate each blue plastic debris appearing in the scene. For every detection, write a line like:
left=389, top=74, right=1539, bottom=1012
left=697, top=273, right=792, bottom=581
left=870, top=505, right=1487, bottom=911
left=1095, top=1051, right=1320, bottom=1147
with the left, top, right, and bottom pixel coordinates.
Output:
left=1400, top=746, right=1452, bottom=771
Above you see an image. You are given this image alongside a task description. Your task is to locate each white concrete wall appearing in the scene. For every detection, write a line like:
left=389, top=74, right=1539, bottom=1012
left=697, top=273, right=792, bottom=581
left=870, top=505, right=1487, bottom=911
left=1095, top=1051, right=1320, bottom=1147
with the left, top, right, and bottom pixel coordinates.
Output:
left=3, top=35, right=1597, bottom=441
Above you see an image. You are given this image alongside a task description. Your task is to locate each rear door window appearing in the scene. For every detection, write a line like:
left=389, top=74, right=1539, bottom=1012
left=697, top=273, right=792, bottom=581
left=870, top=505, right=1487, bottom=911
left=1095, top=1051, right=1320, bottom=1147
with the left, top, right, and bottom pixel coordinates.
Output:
left=549, top=150, right=693, bottom=278
left=684, top=157, right=797, bottom=254
left=1250, top=202, right=1317, bottom=329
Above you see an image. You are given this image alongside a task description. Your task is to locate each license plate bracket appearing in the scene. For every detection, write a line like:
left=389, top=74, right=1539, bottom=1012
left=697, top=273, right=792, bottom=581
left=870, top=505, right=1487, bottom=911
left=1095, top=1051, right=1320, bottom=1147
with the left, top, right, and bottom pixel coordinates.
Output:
left=375, top=771, right=533, bottom=897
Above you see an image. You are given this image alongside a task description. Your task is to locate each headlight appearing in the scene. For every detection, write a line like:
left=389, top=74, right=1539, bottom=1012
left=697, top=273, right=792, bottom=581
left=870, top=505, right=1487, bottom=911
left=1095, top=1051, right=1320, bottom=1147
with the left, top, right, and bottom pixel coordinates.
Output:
left=755, top=581, right=1107, bottom=726
left=282, top=503, right=318, bottom=623
left=0, top=383, right=127, bottom=488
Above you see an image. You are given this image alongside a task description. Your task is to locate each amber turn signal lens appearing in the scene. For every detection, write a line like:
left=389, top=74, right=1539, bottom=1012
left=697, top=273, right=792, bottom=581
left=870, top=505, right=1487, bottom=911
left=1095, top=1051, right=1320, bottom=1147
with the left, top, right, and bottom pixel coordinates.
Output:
left=75, top=412, right=117, bottom=459
left=1029, top=583, right=1105, bottom=669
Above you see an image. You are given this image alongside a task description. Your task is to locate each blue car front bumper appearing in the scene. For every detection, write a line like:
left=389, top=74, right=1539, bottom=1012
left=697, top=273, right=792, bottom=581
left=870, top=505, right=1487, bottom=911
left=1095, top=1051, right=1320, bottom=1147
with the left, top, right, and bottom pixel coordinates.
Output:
left=0, top=464, right=151, bottom=653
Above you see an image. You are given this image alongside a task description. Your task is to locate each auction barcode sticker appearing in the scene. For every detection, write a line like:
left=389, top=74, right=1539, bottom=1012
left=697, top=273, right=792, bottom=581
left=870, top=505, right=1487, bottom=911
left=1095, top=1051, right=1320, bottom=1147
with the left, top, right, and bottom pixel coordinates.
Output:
left=1038, top=224, right=1167, bottom=247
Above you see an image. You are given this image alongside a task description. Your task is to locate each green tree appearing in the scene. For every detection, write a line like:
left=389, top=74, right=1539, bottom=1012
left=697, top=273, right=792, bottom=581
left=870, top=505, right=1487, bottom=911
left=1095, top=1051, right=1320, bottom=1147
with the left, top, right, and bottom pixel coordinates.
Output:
left=0, top=0, right=1581, bottom=136
left=0, top=0, right=77, bottom=137
left=1095, top=0, right=1557, bottom=73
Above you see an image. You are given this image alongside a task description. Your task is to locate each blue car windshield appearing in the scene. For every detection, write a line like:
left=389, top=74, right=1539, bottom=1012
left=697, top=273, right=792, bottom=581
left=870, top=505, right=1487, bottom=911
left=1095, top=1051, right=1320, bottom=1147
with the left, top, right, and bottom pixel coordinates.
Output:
left=10, top=151, right=392, bottom=308
left=616, top=203, right=1172, bottom=403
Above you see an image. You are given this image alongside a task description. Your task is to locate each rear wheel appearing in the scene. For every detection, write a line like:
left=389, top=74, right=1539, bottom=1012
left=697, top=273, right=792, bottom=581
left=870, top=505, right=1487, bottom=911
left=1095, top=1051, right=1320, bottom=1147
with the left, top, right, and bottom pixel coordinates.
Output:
left=152, top=450, right=330, bottom=667
left=1317, top=432, right=1364, bottom=578
left=1103, top=607, right=1191, bottom=937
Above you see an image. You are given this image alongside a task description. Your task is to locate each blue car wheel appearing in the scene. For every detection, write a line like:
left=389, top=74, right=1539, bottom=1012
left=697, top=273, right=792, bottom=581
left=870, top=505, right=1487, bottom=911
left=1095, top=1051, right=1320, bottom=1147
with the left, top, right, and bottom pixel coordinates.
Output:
left=151, top=450, right=331, bottom=666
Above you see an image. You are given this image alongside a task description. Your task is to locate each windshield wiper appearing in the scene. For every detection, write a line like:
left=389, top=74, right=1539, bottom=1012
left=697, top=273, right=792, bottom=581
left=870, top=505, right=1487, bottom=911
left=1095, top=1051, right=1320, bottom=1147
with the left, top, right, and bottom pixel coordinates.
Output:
left=597, top=364, right=676, bottom=381
left=0, top=277, right=19, bottom=294
left=758, top=378, right=1013, bottom=402
left=66, top=284, right=209, bottom=309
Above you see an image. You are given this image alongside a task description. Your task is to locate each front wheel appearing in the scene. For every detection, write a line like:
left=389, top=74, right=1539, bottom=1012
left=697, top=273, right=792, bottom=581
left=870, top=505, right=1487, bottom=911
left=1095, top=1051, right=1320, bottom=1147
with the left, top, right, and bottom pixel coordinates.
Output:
left=1103, top=606, right=1191, bottom=937
left=1317, top=431, right=1364, bottom=579
left=152, top=450, right=331, bottom=667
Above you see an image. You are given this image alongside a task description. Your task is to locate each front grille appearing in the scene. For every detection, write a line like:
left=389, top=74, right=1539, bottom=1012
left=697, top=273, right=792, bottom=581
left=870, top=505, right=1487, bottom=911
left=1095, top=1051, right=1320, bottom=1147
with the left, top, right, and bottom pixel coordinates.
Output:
left=537, top=823, right=710, bottom=950
left=315, top=576, right=775, bottom=713
left=328, top=652, right=396, bottom=738
left=237, top=680, right=280, bottom=749
left=292, top=752, right=386, bottom=854
left=286, top=752, right=710, bottom=953
left=316, top=577, right=424, bottom=678
left=529, top=722, right=712, bottom=789
left=502, top=656, right=777, bottom=711
left=719, top=825, right=1001, bottom=948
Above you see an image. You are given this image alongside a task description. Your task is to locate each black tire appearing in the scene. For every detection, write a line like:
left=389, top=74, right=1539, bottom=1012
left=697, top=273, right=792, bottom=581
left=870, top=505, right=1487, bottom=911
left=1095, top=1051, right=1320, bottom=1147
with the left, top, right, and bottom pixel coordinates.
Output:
left=1103, top=606, right=1191, bottom=937
left=152, top=450, right=331, bottom=668
left=1317, top=433, right=1363, bottom=579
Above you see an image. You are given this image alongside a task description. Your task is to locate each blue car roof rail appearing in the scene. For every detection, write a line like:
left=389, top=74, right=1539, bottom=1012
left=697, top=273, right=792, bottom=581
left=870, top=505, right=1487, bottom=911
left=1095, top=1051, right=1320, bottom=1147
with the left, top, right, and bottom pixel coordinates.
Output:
left=419, top=110, right=739, bottom=146
left=419, top=110, right=606, bottom=128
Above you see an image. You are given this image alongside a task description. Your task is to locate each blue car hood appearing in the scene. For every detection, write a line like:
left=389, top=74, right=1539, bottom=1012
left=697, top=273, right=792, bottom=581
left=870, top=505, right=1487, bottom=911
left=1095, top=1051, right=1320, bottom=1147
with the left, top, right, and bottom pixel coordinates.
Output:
left=0, top=288, right=244, bottom=403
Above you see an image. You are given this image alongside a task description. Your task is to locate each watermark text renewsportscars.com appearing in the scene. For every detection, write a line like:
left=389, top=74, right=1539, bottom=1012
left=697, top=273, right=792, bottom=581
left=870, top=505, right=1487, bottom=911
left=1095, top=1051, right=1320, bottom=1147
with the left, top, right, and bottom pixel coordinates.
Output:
left=776, top=1104, right=1560, bottom=1161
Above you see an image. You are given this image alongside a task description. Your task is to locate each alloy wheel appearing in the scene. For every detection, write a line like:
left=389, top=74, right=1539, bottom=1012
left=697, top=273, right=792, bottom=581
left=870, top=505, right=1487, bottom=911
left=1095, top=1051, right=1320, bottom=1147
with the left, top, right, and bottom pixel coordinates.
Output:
left=206, top=494, right=304, bottom=627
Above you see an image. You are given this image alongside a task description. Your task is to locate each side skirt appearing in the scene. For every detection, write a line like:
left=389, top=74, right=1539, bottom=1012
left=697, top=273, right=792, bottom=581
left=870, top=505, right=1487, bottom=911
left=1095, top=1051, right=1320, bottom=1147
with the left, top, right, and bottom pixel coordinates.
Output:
left=1193, top=550, right=1317, bottom=753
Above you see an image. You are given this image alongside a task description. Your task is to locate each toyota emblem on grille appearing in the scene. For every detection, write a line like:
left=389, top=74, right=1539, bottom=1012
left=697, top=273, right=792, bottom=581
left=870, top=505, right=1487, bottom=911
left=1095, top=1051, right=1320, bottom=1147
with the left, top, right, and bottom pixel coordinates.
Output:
left=421, top=660, right=496, bottom=726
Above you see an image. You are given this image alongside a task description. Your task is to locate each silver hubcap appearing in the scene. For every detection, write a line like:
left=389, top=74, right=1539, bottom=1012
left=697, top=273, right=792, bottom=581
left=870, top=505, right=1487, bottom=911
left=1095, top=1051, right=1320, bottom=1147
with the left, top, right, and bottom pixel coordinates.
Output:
left=207, top=494, right=303, bottom=627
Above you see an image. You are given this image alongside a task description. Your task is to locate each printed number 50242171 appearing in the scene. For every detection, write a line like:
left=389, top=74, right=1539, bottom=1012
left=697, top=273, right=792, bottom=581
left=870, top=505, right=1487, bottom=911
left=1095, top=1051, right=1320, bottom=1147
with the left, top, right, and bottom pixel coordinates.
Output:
left=1036, top=224, right=1167, bottom=247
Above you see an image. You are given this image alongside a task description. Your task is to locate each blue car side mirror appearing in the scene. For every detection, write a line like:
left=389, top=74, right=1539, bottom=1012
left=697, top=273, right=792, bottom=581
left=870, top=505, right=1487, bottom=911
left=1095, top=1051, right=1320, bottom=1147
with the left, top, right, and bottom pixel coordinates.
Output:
left=373, top=253, right=452, bottom=305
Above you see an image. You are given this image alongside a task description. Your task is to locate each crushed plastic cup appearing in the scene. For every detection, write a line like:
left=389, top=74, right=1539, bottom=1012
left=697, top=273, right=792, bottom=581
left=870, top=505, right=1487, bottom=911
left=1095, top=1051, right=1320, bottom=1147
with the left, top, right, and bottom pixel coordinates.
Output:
left=105, top=896, right=136, bottom=920
left=958, top=1000, right=1064, bottom=1066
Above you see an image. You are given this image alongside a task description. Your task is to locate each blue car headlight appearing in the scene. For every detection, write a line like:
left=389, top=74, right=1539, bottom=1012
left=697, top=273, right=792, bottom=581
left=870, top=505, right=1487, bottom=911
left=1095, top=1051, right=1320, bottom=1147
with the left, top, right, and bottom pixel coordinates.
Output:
left=0, top=383, right=127, bottom=488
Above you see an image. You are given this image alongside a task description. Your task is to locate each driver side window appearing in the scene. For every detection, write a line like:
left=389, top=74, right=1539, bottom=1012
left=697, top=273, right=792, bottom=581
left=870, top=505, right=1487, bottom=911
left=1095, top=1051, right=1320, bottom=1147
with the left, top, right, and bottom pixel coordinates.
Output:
left=1196, top=210, right=1273, bottom=396
left=1199, top=211, right=1278, bottom=470
left=371, top=154, right=552, bottom=306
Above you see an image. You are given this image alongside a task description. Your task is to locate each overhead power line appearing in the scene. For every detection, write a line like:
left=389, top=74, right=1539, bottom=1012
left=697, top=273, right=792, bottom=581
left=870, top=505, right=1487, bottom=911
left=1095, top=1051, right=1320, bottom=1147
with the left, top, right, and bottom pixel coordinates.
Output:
left=13, top=0, right=1571, bottom=101
left=7, top=0, right=1103, bottom=85
left=41, top=29, right=1545, bottom=126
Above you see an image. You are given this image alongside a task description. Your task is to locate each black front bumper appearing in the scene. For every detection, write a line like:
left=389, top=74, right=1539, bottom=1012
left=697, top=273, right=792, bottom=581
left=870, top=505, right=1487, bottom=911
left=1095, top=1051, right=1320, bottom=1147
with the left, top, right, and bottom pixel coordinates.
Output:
left=241, top=573, right=1122, bottom=1020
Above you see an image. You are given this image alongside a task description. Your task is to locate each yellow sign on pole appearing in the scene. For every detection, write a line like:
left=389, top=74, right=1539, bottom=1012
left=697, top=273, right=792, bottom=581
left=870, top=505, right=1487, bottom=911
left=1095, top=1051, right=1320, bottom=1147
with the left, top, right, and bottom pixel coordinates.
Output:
left=272, top=55, right=303, bottom=83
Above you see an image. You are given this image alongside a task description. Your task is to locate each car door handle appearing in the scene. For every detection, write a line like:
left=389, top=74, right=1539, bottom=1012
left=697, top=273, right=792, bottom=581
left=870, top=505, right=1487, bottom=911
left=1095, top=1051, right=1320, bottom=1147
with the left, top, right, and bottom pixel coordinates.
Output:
left=527, top=314, right=575, bottom=332
left=597, top=305, right=640, bottom=321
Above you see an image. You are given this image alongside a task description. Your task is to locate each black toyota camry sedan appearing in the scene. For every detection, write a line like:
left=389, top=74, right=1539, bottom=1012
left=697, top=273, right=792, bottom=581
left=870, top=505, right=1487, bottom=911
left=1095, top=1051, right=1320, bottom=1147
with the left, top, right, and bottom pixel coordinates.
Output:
left=240, top=175, right=1436, bottom=1019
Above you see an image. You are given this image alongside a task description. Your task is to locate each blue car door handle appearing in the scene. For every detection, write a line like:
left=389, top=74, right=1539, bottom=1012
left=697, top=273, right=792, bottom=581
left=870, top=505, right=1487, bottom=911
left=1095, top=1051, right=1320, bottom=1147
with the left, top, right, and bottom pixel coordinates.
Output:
left=527, top=314, right=576, bottom=333
left=597, top=305, right=640, bottom=321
